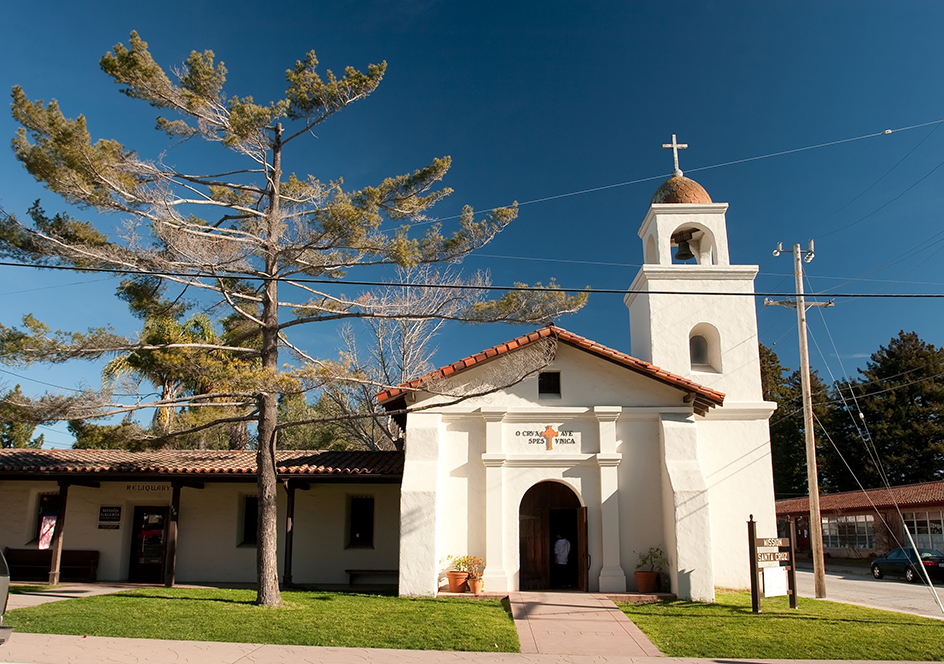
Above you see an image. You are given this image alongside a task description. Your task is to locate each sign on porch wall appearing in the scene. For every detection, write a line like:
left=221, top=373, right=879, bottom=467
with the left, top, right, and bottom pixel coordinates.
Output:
left=98, top=505, right=122, bottom=530
left=511, top=425, right=581, bottom=452
left=124, top=484, right=171, bottom=493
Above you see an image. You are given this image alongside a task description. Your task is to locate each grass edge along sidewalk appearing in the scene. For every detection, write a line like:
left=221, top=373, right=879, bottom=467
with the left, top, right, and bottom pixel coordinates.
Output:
left=619, top=588, right=944, bottom=661
left=4, top=587, right=520, bottom=653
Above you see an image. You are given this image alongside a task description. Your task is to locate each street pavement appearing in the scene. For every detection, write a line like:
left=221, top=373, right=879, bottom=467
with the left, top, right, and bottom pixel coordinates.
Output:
left=795, top=567, right=944, bottom=620
left=0, top=634, right=934, bottom=664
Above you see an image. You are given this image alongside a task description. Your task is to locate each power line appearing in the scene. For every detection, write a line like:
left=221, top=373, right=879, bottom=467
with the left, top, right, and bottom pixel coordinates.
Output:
left=407, top=119, right=944, bottom=227
left=3, top=261, right=944, bottom=298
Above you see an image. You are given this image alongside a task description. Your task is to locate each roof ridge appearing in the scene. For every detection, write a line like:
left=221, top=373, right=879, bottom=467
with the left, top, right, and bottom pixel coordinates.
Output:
left=376, top=325, right=724, bottom=414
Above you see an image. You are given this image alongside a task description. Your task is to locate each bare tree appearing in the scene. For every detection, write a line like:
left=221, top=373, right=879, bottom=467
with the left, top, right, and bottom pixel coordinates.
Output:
left=0, top=32, right=586, bottom=606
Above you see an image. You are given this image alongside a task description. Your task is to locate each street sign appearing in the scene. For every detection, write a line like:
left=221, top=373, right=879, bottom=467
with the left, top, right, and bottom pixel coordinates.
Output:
left=748, top=515, right=798, bottom=613
left=757, top=552, right=791, bottom=562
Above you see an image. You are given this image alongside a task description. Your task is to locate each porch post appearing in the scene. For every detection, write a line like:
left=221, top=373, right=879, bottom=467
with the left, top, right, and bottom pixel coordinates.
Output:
left=282, top=480, right=296, bottom=588
left=47, top=481, right=70, bottom=585
left=164, top=483, right=182, bottom=587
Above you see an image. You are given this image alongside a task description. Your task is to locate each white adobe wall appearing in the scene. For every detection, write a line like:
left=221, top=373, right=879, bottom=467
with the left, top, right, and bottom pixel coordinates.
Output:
left=698, top=414, right=777, bottom=589
left=290, top=483, right=400, bottom=585
left=0, top=481, right=178, bottom=580
left=624, top=266, right=763, bottom=403
left=0, top=479, right=399, bottom=585
left=398, top=343, right=695, bottom=596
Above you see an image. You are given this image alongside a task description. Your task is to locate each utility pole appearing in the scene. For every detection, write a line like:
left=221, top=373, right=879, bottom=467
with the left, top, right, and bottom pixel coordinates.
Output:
left=765, top=240, right=833, bottom=599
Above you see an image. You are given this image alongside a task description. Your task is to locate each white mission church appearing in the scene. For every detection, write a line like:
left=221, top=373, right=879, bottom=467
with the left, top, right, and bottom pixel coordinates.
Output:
left=0, top=142, right=777, bottom=601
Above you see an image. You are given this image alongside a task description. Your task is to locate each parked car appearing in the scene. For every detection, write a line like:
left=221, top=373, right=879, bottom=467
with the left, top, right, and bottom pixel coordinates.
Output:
left=0, top=548, right=11, bottom=645
left=870, top=547, right=944, bottom=583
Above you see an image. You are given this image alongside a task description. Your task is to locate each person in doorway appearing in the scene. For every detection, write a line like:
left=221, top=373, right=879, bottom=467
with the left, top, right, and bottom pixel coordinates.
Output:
left=553, top=534, right=571, bottom=588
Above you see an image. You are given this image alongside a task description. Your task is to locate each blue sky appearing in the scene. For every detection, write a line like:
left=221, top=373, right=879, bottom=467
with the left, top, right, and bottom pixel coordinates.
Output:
left=2, top=1, right=944, bottom=447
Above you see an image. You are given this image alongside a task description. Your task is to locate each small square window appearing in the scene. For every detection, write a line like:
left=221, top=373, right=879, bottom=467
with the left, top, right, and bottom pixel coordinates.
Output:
left=538, top=372, right=561, bottom=397
left=347, top=496, right=374, bottom=548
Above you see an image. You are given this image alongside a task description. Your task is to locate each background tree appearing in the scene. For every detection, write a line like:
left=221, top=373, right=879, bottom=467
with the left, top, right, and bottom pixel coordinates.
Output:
left=760, top=344, right=831, bottom=499
left=322, top=265, right=493, bottom=451
left=0, top=385, right=44, bottom=448
left=0, top=32, right=585, bottom=605
left=821, top=331, right=944, bottom=490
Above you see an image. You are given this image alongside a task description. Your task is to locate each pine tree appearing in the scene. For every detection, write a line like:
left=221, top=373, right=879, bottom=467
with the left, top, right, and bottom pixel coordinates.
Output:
left=0, top=32, right=586, bottom=605
left=823, top=331, right=944, bottom=490
left=0, top=385, right=45, bottom=448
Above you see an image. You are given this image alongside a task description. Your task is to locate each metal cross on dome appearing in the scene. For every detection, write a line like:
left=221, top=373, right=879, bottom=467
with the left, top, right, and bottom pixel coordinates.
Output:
left=662, top=134, right=688, bottom=177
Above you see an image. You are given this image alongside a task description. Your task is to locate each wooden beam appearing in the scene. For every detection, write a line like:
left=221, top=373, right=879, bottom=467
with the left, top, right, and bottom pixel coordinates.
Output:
left=164, top=483, right=182, bottom=587
left=47, top=481, right=70, bottom=585
left=282, top=480, right=296, bottom=588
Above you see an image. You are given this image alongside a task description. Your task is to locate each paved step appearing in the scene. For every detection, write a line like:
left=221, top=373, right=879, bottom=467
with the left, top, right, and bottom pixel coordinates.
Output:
left=509, top=591, right=664, bottom=657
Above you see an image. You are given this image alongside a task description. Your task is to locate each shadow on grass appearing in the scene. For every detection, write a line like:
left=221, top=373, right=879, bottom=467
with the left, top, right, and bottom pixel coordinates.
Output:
left=116, top=592, right=256, bottom=606
left=9, top=586, right=60, bottom=595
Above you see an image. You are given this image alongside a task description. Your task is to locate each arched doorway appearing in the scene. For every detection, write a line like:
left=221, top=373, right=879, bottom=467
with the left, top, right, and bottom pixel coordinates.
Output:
left=519, top=481, right=588, bottom=591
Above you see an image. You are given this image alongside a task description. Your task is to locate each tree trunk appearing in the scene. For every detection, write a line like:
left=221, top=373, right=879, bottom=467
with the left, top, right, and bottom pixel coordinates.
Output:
left=255, top=123, right=283, bottom=607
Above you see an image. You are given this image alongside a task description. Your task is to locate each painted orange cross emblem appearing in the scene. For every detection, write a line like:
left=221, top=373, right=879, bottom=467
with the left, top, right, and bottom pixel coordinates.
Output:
left=540, top=425, right=559, bottom=450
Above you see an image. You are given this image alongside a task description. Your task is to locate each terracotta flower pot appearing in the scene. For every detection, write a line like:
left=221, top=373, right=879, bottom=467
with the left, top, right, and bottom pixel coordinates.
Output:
left=446, top=570, right=469, bottom=593
left=468, top=577, right=484, bottom=595
left=634, top=570, right=658, bottom=593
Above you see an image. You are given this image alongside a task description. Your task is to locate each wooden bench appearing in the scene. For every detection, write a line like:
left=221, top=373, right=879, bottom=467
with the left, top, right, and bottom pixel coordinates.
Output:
left=3, top=548, right=100, bottom=582
left=344, top=568, right=398, bottom=585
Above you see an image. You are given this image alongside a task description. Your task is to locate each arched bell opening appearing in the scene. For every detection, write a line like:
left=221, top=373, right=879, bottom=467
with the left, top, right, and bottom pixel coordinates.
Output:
left=518, top=481, right=587, bottom=591
left=671, top=225, right=717, bottom=265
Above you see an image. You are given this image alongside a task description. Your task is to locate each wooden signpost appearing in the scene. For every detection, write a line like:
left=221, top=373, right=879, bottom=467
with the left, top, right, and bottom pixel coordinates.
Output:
left=748, top=514, right=798, bottom=613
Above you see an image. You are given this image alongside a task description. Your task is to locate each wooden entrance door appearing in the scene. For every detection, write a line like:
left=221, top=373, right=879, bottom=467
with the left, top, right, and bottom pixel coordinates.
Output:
left=129, top=506, right=168, bottom=583
left=519, top=482, right=587, bottom=591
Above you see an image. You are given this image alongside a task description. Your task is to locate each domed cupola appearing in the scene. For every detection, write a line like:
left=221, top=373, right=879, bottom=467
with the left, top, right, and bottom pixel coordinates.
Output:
left=650, top=175, right=712, bottom=205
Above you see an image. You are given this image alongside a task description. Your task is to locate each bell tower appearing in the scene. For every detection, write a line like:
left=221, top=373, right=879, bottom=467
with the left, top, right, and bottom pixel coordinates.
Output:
left=624, top=136, right=763, bottom=403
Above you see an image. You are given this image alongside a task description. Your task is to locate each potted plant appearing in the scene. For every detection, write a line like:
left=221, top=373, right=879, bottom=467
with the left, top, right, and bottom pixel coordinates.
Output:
left=446, top=555, right=470, bottom=593
left=465, top=556, right=485, bottom=595
left=634, top=546, right=669, bottom=593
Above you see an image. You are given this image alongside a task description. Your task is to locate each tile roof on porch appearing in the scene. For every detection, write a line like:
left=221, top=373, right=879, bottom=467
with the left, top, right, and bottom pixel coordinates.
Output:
left=0, top=449, right=403, bottom=479
left=375, top=324, right=725, bottom=416
left=776, top=480, right=944, bottom=516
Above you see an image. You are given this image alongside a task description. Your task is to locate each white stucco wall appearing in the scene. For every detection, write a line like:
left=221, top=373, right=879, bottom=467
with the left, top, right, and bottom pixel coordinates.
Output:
left=0, top=479, right=400, bottom=585
left=398, top=343, right=710, bottom=597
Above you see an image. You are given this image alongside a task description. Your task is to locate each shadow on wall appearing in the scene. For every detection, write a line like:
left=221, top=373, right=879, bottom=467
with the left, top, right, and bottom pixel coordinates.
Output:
left=677, top=568, right=694, bottom=599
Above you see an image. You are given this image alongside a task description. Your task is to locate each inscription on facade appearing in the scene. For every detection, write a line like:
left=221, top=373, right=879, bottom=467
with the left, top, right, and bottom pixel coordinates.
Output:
left=513, top=426, right=580, bottom=450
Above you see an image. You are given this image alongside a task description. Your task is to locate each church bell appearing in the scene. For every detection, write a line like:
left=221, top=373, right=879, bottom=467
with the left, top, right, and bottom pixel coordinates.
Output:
left=674, top=240, right=695, bottom=262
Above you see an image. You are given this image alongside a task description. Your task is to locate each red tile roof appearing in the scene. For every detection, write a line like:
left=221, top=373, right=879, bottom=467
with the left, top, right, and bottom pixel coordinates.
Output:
left=0, top=449, right=403, bottom=480
left=376, top=324, right=725, bottom=416
left=776, top=480, right=944, bottom=516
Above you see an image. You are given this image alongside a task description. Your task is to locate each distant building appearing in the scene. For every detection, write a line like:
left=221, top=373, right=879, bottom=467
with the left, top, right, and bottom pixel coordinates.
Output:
left=776, top=481, right=944, bottom=556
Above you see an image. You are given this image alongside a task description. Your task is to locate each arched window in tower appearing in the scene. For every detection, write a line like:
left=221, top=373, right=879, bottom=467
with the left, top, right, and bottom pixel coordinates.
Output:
left=690, top=335, right=709, bottom=365
left=645, top=234, right=657, bottom=264
left=689, top=323, right=721, bottom=372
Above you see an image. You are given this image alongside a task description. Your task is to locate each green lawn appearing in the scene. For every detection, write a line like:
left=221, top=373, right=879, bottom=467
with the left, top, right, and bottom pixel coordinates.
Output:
left=4, top=587, right=520, bottom=652
left=620, top=589, right=944, bottom=661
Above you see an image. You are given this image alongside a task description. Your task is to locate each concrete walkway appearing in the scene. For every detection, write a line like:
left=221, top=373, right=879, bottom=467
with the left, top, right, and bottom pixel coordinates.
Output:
left=509, top=591, right=663, bottom=657
left=5, top=583, right=147, bottom=610
left=0, top=633, right=931, bottom=664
